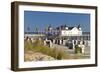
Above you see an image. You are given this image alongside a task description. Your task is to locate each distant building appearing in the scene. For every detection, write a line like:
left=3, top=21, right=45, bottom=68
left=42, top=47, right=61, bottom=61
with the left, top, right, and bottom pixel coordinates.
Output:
left=48, top=25, right=82, bottom=36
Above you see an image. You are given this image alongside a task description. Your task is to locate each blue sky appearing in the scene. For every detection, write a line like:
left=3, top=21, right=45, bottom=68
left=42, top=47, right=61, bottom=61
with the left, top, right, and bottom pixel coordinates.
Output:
left=24, top=11, right=90, bottom=32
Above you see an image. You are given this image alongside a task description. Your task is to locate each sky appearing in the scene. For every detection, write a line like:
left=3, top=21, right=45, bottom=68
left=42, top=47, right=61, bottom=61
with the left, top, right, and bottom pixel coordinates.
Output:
left=24, top=11, right=90, bottom=32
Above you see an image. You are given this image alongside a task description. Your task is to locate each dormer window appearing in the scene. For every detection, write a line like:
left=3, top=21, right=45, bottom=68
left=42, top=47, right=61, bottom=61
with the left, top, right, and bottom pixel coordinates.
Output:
left=65, top=27, right=68, bottom=30
left=79, top=28, right=81, bottom=30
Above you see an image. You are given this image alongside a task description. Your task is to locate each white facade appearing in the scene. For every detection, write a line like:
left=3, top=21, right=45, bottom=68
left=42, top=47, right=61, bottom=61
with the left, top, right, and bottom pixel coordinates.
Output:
left=60, top=27, right=82, bottom=36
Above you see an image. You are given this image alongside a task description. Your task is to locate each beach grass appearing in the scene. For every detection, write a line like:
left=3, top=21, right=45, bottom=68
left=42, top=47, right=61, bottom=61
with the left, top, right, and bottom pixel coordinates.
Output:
left=24, top=39, right=70, bottom=60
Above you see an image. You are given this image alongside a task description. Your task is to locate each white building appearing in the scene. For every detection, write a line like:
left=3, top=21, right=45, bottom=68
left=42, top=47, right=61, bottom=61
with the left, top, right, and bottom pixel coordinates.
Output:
left=60, top=27, right=82, bottom=36
left=54, top=25, right=82, bottom=36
